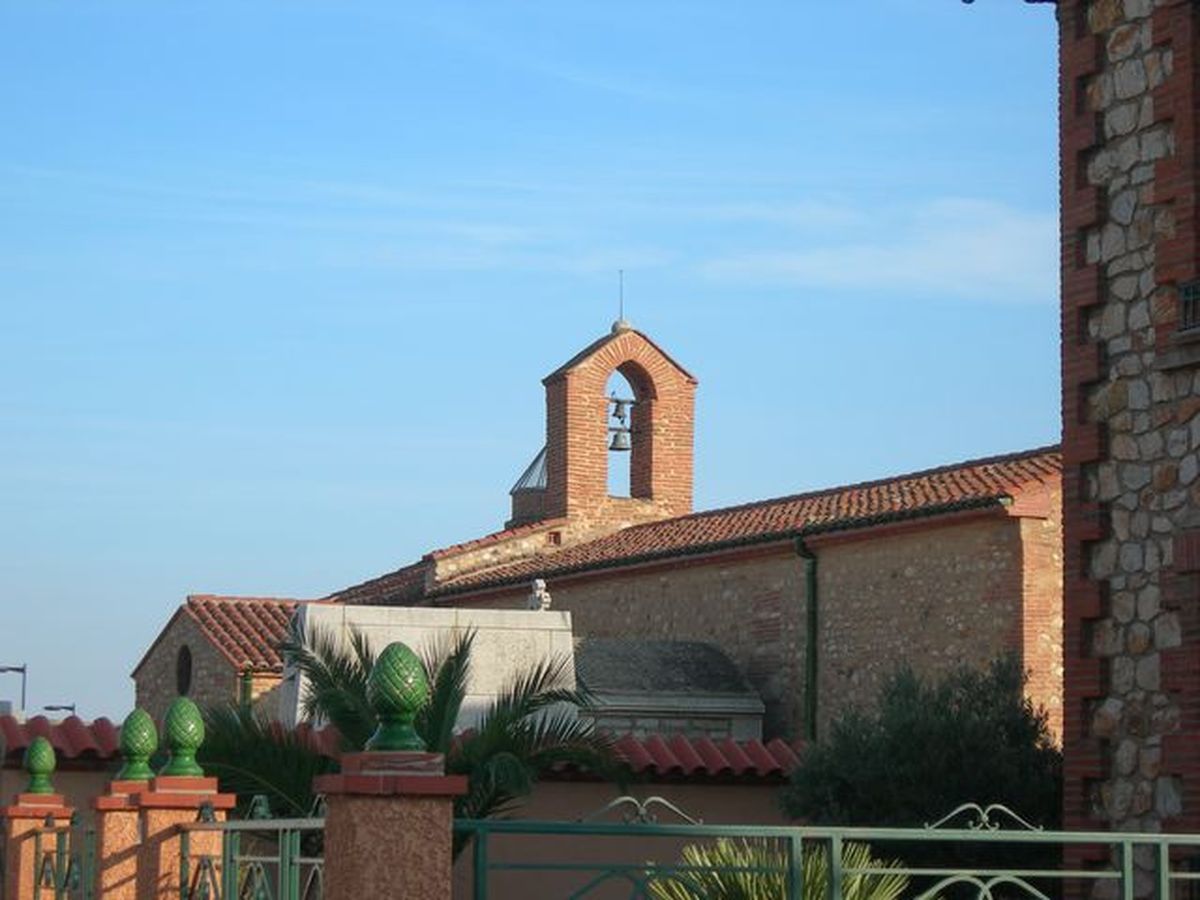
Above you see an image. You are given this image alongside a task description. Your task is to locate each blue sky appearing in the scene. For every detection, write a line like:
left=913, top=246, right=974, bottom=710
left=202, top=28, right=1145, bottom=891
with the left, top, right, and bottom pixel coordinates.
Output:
left=0, top=2, right=1060, bottom=718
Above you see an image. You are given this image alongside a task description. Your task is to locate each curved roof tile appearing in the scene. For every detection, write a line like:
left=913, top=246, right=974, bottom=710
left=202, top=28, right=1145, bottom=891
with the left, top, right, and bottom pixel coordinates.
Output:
left=434, top=446, right=1061, bottom=596
left=184, top=595, right=302, bottom=672
left=0, top=715, right=120, bottom=764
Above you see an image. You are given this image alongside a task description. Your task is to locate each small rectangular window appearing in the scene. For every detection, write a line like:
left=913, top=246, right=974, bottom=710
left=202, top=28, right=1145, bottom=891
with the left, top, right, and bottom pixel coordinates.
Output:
left=1180, top=280, right=1200, bottom=333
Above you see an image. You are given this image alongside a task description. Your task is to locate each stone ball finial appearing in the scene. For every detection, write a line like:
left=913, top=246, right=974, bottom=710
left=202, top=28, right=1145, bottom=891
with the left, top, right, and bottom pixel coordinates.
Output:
left=611, top=318, right=633, bottom=334
left=116, top=708, right=158, bottom=782
left=364, top=642, right=429, bottom=752
left=160, top=696, right=206, bottom=777
left=24, top=736, right=56, bottom=795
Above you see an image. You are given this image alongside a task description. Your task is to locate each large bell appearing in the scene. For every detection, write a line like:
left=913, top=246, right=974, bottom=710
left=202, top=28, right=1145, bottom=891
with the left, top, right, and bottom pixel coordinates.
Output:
left=609, top=429, right=632, bottom=452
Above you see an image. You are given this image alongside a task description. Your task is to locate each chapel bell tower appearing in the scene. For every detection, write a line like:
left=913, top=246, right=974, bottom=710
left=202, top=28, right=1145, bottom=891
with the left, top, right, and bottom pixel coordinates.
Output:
left=508, top=320, right=697, bottom=528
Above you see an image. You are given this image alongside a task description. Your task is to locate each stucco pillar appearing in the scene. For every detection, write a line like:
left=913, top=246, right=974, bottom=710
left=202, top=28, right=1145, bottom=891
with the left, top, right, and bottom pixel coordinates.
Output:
left=315, top=641, right=467, bottom=899
left=2, top=791, right=73, bottom=900
left=131, top=698, right=234, bottom=900
left=93, top=780, right=144, bottom=900
left=135, top=776, right=234, bottom=900
left=2, top=735, right=73, bottom=899
left=316, top=752, right=466, bottom=900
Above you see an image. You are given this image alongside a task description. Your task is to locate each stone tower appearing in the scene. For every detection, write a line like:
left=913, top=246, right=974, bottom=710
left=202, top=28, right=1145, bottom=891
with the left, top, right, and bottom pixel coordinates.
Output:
left=1058, top=0, right=1200, bottom=843
left=508, top=321, right=697, bottom=531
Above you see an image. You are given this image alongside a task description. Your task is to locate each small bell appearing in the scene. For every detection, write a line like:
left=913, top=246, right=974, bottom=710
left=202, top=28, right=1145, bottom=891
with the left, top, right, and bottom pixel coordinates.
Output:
left=611, top=398, right=630, bottom=425
left=609, top=429, right=632, bottom=452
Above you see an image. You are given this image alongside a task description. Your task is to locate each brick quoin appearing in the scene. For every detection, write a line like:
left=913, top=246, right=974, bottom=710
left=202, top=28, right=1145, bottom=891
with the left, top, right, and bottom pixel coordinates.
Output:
left=1058, top=0, right=1200, bottom=856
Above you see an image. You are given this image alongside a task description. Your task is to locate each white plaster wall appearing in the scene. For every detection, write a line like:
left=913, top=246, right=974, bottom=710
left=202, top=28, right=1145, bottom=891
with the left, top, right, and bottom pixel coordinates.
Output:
left=278, top=605, right=575, bottom=729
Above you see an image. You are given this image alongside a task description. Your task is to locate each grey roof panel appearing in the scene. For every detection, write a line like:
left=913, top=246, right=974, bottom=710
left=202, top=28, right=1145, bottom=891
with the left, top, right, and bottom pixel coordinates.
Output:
left=576, top=638, right=756, bottom=696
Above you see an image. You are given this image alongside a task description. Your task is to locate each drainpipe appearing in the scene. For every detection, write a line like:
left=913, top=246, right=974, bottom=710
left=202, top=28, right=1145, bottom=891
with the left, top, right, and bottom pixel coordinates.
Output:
left=239, top=665, right=254, bottom=714
left=795, top=537, right=818, bottom=741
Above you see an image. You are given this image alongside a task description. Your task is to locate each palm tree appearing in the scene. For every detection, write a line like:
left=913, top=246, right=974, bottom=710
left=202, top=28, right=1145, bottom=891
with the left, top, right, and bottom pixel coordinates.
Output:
left=199, top=620, right=616, bottom=836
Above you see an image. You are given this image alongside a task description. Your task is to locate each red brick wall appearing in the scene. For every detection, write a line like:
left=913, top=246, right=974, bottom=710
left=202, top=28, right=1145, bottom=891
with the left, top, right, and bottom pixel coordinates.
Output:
left=543, top=329, right=696, bottom=525
left=1021, top=482, right=1065, bottom=743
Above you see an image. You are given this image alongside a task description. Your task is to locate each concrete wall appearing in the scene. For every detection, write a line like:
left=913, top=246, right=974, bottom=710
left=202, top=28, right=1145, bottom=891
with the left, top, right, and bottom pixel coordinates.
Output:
left=282, top=605, right=576, bottom=728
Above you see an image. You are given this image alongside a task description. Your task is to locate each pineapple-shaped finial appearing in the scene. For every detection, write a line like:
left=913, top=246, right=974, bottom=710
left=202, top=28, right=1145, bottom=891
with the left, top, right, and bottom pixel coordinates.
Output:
left=23, top=736, right=56, bottom=795
left=117, top=708, right=158, bottom=781
left=364, top=642, right=429, bottom=752
left=160, top=697, right=205, bottom=777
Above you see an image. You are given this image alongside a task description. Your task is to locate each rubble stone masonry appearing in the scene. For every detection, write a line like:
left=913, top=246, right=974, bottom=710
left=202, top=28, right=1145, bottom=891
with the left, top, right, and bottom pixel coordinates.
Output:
left=135, top=614, right=235, bottom=722
left=1059, top=0, right=1200, bottom=850
left=458, top=505, right=1061, bottom=742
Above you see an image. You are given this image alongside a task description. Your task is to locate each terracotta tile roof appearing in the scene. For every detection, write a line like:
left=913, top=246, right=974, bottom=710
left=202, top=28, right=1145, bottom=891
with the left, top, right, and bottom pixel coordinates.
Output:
left=0, top=715, right=121, bottom=766
left=294, top=723, right=797, bottom=782
left=324, top=560, right=429, bottom=606
left=434, top=446, right=1061, bottom=596
left=608, top=733, right=800, bottom=780
left=185, top=595, right=303, bottom=672
left=428, top=517, right=568, bottom=561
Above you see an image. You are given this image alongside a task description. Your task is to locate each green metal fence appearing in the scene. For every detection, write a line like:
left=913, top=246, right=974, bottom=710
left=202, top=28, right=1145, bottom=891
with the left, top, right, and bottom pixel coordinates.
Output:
left=453, top=802, right=1200, bottom=900
left=31, top=813, right=94, bottom=900
left=177, top=802, right=324, bottom=900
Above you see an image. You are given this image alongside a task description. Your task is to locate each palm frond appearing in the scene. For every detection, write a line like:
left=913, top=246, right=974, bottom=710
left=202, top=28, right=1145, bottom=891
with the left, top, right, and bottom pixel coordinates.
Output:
left=491, top=653, right=576, bottom=716
left=199, top=704, right=336, bottom=817
left=279, top=617, right=377, bottom=750
left=417, top=628, right=475, bottom=755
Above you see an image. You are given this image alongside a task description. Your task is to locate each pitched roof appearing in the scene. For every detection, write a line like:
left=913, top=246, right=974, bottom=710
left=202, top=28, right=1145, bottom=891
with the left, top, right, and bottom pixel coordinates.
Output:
left=325, top=560, right=429, bottom=605
left=543, top=327, right=697, bottom=384
left=0, top=715, right=120, bottom=766
left=292, top=722, right=797, bottom=782
left=434, top=446, right=1061, bottom=596
left=0, top=713, right=797, bottom=782
left=184, top=594, right=303, bottom=672
left=608, top=733, right=800, bottom=781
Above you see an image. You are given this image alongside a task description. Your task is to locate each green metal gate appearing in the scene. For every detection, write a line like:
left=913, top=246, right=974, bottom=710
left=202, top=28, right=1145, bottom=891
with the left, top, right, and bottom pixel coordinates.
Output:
left=32, top=813, right=94, bottom=900
left=177, top=798, right=324, bottom=900
left=454, top=801, right=1200, bottom=900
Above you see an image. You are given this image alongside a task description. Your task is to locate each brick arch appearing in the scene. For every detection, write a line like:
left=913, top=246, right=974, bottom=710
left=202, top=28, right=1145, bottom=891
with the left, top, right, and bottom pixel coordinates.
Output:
left=542, top=328, right=696, bottom=523
left=613, top=358, right=658, bottom=402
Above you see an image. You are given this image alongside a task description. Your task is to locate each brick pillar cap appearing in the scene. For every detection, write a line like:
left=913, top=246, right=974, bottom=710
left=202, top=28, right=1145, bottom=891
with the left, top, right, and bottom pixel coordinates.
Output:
left=2, top=794, right=71, bottom=819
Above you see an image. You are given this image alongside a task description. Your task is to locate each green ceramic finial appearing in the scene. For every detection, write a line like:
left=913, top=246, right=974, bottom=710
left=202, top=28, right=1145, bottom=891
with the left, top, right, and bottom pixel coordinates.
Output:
left=24, top=736, right=56, bottom=795
left=159, top=697, right=205, bottom=777
left=365, top=642, right=430, bottom=752
left=116, top=708, right=158, bottom=781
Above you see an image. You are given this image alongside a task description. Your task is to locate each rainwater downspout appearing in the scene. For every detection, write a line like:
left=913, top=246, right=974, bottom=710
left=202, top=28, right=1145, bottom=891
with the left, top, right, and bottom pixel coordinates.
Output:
left=795, top=537, right=818, bottom=741
left=239, top=666, right=254, bottom=714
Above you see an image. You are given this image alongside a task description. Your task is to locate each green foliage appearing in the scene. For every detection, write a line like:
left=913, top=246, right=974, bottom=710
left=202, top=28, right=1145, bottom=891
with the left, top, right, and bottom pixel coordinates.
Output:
left=780, top=655, right=1061, bottom=874
left=200, top=706, right=337, bottom=818
left=647, top=839, right=908, bottom=900
left=277, top=618, right=376, bottom=751
left=199, top=620, right=616, bottom=849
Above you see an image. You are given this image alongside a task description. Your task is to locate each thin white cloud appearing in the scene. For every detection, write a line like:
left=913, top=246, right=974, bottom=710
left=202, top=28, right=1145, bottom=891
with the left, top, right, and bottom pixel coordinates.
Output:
left=698, top=198, right=1057, bottom=304
left=688, top=200, right=869, bottom=229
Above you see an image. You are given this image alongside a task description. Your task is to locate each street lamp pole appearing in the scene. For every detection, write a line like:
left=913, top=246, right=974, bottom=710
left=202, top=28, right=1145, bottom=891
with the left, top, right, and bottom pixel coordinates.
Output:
left=0, top=664, right=27, bottom=712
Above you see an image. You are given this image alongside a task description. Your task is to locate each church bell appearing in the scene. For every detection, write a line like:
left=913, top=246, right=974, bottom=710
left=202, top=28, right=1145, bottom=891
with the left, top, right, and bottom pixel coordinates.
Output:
left=609, top=429, right=632, bottom=452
